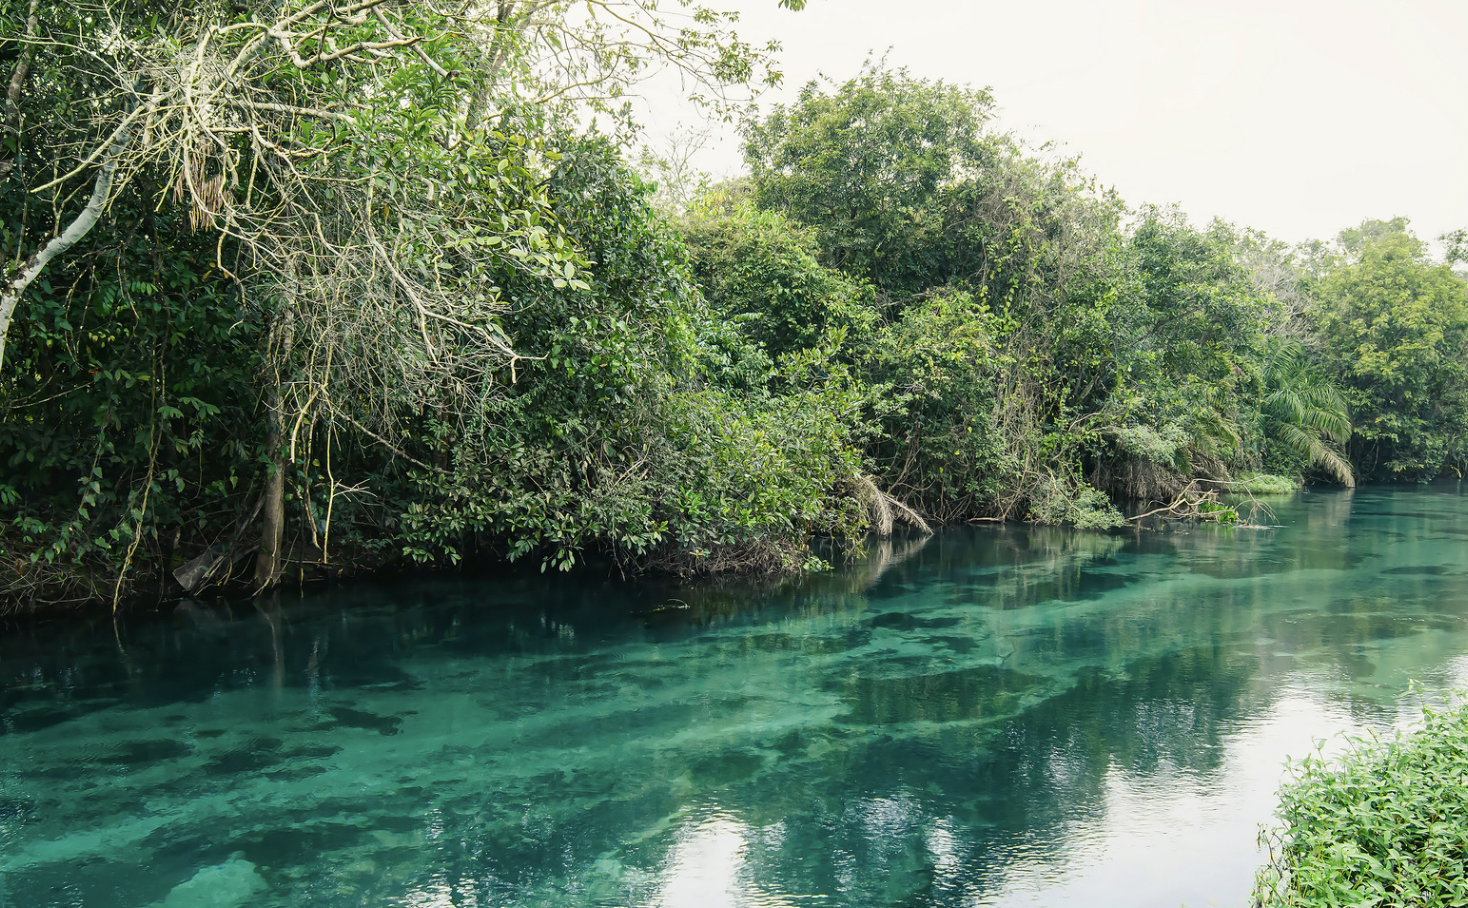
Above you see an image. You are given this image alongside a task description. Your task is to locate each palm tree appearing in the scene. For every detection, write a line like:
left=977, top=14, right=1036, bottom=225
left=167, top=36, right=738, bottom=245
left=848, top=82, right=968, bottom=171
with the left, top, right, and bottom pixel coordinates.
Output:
left=1261, top=338, right=1354, bottom=486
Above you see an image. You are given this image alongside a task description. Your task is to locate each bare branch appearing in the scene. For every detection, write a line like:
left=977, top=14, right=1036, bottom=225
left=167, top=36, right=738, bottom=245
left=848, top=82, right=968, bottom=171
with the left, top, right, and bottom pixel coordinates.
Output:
left=225, top=97, right=357, bottom=124
left=30, top=104, right=147, bottom=192
left=374, top=8, right=450, bottom=77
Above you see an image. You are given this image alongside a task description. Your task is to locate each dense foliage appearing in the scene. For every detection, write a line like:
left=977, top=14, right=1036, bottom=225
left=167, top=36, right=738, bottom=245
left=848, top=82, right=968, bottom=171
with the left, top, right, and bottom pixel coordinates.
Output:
left=1311, top=223, right=1468, bottom=479
left=0, top=0, right=1464, bottom=609
left=1253, top=695, right=1468, bottom=908
left=399, top=137, right=866, bottom=576
left=742, top=63, right=996, bottom=296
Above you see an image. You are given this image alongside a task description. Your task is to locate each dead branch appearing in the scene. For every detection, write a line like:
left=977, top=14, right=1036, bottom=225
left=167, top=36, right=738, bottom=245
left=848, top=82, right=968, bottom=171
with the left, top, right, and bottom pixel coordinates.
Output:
left=1127, top=479, right=1273, bottom=527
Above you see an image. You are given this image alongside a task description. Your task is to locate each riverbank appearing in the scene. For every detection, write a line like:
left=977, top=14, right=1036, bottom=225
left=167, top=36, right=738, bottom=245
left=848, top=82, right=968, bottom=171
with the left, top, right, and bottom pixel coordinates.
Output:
left=19, top=64, right=1456, bottom=626
left=0, top=472, right=1304, bottom=617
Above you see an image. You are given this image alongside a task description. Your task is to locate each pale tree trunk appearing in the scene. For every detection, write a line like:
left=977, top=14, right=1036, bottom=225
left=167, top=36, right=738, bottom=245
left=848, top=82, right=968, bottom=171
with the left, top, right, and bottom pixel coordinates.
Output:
left=254, top=281, right=296, bottom=592
left=0, top=0, right=39, bottom=183
left=0, top=99, right=135, bottom=371
left=463, top=1, right=526, bottom=133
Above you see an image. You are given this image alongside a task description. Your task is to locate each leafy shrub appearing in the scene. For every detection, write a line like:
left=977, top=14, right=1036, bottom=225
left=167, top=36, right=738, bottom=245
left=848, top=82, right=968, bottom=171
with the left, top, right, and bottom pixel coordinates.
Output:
left=1114, top=423, right=1190, bottom=469
left=395, top=137, right=867, bottom=575
left=855, top=289, right=1014, bottom=518
left=1027, top=473, right=1125, bottom=529
left=1253, top=694, right=1468, bottom=908
left=0, top=198, right=268, bottom=605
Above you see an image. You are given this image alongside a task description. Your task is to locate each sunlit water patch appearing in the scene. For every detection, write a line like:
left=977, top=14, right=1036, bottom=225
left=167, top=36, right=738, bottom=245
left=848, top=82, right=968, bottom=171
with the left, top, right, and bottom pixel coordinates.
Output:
left=5, top=486, right=1468, bottom=907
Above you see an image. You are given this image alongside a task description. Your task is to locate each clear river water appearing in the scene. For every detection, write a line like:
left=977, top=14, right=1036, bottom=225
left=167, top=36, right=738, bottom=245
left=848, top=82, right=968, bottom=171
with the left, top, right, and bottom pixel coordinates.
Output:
left=6, top=487, right=1468, bottom=908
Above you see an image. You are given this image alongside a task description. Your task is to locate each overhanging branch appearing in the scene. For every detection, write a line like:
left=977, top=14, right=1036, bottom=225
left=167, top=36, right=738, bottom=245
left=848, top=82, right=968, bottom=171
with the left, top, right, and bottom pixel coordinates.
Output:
left=0, top=101, right=136, bottom=370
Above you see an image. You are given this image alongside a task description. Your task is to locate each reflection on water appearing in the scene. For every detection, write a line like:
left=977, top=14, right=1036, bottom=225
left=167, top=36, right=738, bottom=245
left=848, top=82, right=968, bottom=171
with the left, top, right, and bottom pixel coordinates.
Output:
left=5, top=486, right=1468, bottom=907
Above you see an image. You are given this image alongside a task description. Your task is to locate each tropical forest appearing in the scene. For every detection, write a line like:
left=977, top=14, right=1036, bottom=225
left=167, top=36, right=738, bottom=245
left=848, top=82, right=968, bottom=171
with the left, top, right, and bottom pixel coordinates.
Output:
left=3, top=2, right=1468, bottom=907
left=2, top=1, right=1467, bottom=607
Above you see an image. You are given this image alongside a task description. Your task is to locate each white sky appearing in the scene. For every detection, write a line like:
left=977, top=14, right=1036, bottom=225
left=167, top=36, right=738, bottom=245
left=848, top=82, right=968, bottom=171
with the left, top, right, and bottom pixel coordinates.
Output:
left=639, top=0, right=1468, bottom=247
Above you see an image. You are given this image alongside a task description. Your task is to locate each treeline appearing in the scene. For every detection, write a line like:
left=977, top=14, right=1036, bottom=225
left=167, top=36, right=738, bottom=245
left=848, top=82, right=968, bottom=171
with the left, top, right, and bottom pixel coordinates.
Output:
left=0, top=4, right=1464, bottom=609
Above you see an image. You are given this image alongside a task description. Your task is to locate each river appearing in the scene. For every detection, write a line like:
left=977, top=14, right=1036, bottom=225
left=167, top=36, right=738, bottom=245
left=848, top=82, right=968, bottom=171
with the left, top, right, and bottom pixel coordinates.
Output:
left=4, top=486, right=1468, bottom=907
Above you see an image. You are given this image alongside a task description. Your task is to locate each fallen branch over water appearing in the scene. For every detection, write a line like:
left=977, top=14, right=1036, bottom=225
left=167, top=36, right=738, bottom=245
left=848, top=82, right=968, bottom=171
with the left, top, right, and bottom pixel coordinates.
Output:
left=1129, top=479, right=1275, bottom=527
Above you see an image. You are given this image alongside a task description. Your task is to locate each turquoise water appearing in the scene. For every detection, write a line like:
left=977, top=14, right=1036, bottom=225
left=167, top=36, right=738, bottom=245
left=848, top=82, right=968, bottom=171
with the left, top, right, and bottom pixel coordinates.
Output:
left=6, top=487, right=1468, bottom=907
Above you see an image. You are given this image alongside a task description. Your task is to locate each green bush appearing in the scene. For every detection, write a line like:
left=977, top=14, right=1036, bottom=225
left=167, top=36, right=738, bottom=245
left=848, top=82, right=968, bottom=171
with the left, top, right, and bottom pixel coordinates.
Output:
left=1237, top=474, right=1300, bottom=496
left=855, top=289, right=1014, bottom=518
left=1312, top=220, right=1468, bottom=480
left=679, top=202, right=876, bottom=359
left=1253, top=694, right=1468, bottom=908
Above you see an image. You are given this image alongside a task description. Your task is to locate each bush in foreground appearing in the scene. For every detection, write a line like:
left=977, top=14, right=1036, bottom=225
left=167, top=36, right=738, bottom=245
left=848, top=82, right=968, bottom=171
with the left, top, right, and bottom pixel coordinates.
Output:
left=1253, top=694, right=1468, bottom=907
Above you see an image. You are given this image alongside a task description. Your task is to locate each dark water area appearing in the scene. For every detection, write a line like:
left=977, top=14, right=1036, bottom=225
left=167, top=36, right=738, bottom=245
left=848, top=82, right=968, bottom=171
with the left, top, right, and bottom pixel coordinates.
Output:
left=6, top=486, right=1468, bottom=907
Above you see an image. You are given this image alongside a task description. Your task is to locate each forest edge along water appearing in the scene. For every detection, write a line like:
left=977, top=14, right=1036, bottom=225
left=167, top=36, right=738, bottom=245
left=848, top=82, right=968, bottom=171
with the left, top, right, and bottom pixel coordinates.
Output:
left=5, top=3, right=1468, bottom=901
left=9, top=9, right=1467, bottom=613
left=5, top=486, right=1468, bottom=907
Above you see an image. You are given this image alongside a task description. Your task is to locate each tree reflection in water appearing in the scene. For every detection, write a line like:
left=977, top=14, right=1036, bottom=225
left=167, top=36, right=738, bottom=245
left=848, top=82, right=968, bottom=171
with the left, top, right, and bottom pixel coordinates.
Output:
left=3, top=488, right=1468, bottom=907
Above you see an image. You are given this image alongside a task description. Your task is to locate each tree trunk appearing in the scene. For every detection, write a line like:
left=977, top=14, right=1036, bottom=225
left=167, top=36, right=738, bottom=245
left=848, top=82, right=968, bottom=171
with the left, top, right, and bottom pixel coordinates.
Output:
left=254, top=273, right=296, bottom=591
left=253, top=371, right=287, bottom=592
left=0, top=0, right=39, bottom=183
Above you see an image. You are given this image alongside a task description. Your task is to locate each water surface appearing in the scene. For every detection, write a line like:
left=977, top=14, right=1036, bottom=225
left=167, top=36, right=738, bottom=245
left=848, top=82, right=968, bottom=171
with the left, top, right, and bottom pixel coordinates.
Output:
left=5, top=487, right=1468, bottom=907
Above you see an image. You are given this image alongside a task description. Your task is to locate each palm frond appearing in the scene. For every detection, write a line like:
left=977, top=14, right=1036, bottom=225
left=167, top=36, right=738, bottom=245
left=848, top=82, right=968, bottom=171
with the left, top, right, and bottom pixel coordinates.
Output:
left=1313, top=444, right=1356, bottom=488
left=1261, top=337, right=1354, bottom=478
left=1271, top=421, right=1355, bottom=486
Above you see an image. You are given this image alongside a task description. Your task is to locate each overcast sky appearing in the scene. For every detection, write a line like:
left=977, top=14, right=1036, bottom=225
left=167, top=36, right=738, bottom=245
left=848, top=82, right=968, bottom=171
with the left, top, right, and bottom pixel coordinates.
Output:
left=641, top=0, right=1467, bottom=248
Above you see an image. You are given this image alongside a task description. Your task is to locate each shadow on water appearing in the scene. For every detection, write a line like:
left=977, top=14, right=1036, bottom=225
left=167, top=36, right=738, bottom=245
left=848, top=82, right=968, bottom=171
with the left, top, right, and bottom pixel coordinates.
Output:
left=5, top=486, right=1468, bottom=907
